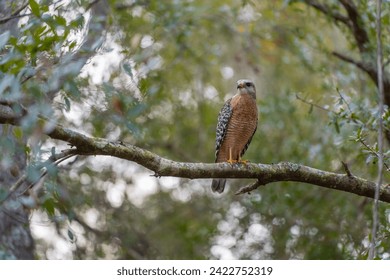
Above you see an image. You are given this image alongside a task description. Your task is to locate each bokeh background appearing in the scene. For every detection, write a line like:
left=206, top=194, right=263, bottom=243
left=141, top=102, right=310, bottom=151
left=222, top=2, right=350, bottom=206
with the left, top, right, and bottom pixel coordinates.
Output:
left=1, top=0, right=389, bottom=259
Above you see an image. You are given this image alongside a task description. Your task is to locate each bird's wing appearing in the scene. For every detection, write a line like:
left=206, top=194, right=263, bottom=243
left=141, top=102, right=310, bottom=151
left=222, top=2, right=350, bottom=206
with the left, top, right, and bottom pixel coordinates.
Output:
left=240, top=123, right=257, bottom=157
left=215, top=98, right=233, bottom=161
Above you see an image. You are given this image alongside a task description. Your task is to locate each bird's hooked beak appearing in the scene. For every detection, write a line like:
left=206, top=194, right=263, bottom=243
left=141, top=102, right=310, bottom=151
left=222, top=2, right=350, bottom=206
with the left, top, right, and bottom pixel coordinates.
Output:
left=237, top=83, right=244, bottom=89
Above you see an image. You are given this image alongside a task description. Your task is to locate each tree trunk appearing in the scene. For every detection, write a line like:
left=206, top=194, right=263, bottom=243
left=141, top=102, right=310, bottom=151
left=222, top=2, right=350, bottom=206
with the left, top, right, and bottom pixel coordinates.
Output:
left=0, top=0, right=35, bottom=260
left=0, top=126, right=35, bottom=259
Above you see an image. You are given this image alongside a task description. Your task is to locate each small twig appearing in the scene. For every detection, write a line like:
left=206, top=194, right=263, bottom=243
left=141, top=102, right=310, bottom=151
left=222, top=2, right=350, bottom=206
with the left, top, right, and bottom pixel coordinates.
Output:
left=48, top=149, right=78, bottom=162
left=297, top=91, right=365, bottom=128
left=303, top=0, right=352, bottom=28
left=358, top=138, right=390, bottom=171
left=336, top=88, right=353, bottom=113
left=85, top=0, right=101, bottom=11
left=0, top=1, right=30, bottom=24
left=331, top=51, right=377, bottom=80
left=0, top=150, right=78, bottom=205
left=341, top=161, right=353, bottom=177
left=339, top=0, right=370, bottom=54
left=19, top=152, right=77, bottom=196
left=235, top=180, right=262, bottom=195
left=296, top=94, right=335, bottom=113
left=73, top=215, right=103, bottom=235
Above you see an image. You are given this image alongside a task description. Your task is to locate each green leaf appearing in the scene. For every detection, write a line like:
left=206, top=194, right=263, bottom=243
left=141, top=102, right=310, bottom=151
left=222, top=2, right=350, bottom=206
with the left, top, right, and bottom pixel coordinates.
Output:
left=51, top=146, right=56, bottom=157
left=308, top=104, right=313, bottom=114
left=29, top=0, right=41, bottom=17
left=0, top=189, right=8, bottom=202
left=67, top=228, right=77, bottom=243
left=127, top=102, right=146, bottom=118
left=123, top=62, right=134, bottom=78
left=64, top=96, right=71, bottom=112
left=55, top=15, right=67, bottom=26
left=0, top=31, right=10, bottom=49
left=13, top=127, right=23, bottom=140
left=42, top=197, right=55, bottom=217
left=334, top=119, right=340, bottom=134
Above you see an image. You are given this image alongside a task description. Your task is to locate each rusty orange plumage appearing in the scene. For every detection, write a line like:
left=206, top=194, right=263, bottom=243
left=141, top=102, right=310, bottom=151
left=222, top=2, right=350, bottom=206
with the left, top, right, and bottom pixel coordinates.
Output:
left=211, top=79, right=258, bottom=193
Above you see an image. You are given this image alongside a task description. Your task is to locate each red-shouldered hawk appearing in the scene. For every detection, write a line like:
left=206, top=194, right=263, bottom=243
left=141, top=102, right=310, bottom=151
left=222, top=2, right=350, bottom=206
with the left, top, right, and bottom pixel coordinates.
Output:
left=211, top=79, right=258, bottom=193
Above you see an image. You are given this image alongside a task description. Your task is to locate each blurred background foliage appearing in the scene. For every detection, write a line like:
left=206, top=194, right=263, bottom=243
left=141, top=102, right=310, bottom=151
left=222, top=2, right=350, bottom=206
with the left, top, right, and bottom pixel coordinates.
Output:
left=1, top=0, right=390, bottom=259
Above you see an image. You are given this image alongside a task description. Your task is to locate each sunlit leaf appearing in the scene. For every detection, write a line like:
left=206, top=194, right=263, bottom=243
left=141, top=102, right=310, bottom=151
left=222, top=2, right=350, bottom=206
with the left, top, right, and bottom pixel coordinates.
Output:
left=29, top=0, right=40, bottom=17
left=0, top=31, right=10, bottom=49
left=122, top=62, right=134, bottom=79
left=12, top=127, right=23, bottom=140
left=64, top=96, right=71, bottom=112
left=42, top=197, right=55, bottom=217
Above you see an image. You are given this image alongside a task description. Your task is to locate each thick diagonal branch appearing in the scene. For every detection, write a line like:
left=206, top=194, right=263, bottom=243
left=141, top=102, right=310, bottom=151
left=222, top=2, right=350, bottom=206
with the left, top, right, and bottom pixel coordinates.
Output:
left=331, top=51, right=377, bottom=79
left=1, top=105, right=389, bottom=203
left=304, top=0, right=370, bottom=54
left=338, top=0, right=370, bottom=54
left=303, top=1, right=390, bottom=137
left=303, top=0, right=351, bottom=28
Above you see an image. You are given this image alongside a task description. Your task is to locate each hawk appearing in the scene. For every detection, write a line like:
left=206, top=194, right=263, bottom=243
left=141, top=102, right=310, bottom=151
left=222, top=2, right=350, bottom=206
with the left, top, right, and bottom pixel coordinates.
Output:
left=211, top=79, right=258, bottom=193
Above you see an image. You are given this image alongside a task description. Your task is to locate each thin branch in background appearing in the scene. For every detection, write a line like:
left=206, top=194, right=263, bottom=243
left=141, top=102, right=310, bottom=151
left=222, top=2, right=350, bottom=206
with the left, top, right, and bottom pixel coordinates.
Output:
left=338, top=0, right=370, bottom=54
left=369, top=0, right=384, bottom=260
left=336, top=88, right=353, bottom=113
left=304, top=0, right=352, bottom=28
left=297, top=91, right=364, bottom=125
left=295, top=94, right=335, bottom=113
left=0, top=150, right=77, bottom=205
left=331, top=51, right=377, bottom=79
left=358, top=138, right=389, bottom=171
left=0, top=1, right=29, bottom=24
left=235, top=180, right=262, bottom=195
left=18, top=152, right=78, bottom=196
left=297, top=92, right=389, bottom=174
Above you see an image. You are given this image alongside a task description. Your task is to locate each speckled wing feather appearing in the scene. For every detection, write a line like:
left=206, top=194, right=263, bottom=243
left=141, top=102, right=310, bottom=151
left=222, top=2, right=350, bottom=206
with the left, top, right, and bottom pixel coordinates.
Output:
left=215, top=98, right=232, bottom=161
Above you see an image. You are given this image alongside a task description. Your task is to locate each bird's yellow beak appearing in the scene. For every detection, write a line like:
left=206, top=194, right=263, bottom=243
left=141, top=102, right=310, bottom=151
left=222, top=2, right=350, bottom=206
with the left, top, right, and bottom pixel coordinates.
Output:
left=237, top=83, right=244, bottom=89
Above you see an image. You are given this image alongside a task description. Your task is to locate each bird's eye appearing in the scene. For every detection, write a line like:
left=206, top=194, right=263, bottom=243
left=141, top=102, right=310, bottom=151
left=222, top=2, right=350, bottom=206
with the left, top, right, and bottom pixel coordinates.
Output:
left=245, top=82, right=252, bottom=87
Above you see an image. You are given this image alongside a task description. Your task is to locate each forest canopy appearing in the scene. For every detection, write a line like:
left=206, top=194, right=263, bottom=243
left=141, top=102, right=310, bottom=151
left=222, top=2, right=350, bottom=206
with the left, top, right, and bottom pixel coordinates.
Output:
left=0, top=0, right=389, bottom=260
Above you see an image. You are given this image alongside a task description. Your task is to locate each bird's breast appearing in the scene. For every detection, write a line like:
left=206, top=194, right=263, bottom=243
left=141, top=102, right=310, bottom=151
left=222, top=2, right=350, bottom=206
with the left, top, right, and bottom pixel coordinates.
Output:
left=216, top=93, right=258, bottom=161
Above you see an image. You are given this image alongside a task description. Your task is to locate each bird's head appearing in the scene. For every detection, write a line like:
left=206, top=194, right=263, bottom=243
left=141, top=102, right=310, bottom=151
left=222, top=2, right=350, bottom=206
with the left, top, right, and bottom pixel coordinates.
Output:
left=236, top=79, right=256, bottom=99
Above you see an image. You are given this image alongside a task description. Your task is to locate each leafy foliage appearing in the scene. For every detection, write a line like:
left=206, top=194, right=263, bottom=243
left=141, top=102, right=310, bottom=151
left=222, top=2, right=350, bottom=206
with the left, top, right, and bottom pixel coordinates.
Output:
left=1, top=0, right=389, bottom=259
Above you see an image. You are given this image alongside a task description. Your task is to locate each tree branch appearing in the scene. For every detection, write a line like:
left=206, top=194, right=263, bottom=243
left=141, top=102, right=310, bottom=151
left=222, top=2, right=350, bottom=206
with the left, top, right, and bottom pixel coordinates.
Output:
left=304, top=0, right=370, bottom=54
left=331, top=51, right=376, bottom=77
left=0, top=1, right=29, bottom=24
left=338, top=0, right=370, bottom=54
left=303, top=0, right=351, bottom=28
left=303, top=1, right=390, bottom=116
left=1, top=105, right=390, bottom=203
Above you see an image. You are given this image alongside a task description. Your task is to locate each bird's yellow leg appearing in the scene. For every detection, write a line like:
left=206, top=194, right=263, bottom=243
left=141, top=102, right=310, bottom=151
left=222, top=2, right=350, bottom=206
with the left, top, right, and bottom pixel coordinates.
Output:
left=238, top=156, right=249, bottom=164
left=227, top=147, right=237, bottom=164
left=238, top=153, right=250, bottom=164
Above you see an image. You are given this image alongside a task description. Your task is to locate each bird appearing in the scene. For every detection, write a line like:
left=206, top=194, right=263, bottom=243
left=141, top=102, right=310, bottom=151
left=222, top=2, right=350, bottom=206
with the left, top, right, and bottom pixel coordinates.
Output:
left=211, top=79, right=258, bottom=193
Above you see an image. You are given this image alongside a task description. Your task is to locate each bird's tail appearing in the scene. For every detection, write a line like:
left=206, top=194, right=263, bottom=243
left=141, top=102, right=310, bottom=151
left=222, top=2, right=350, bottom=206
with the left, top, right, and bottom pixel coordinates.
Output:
left=211, top=179, right=226, bottom=193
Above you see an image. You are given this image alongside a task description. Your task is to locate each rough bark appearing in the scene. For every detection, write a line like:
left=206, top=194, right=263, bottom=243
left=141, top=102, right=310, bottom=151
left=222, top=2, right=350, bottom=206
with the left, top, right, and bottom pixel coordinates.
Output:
left=0, top=0, right=35, bottom=260
left=0, top=0, right=108, bottom=259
